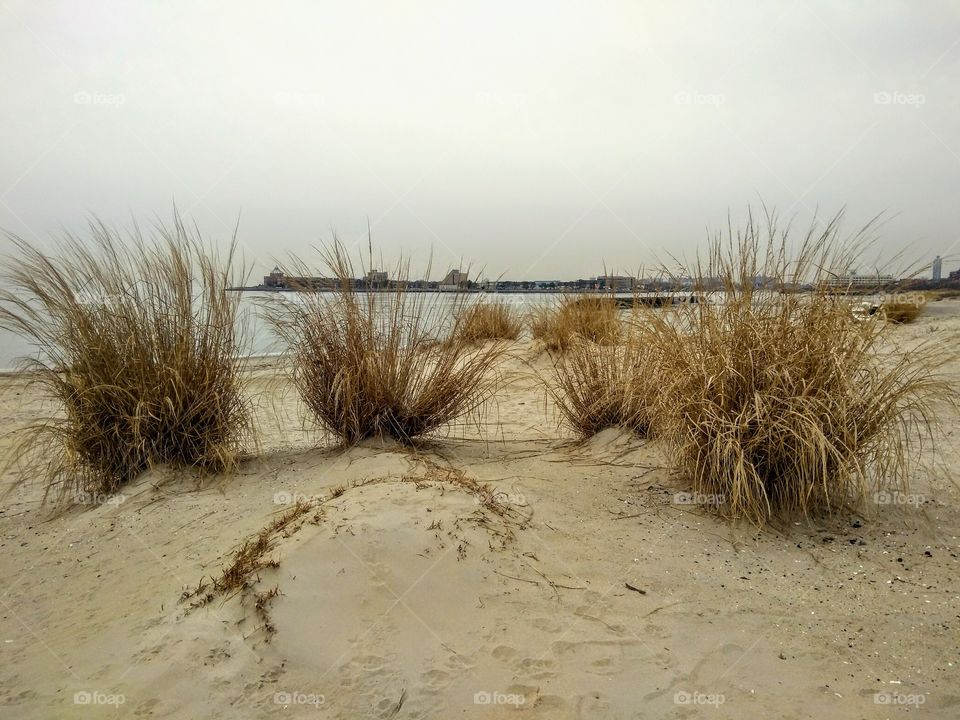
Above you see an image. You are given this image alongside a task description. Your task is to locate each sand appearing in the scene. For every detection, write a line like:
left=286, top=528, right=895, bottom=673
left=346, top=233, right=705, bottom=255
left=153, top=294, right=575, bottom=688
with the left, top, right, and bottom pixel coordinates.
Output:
left=1, top=301, right=959, bottom=719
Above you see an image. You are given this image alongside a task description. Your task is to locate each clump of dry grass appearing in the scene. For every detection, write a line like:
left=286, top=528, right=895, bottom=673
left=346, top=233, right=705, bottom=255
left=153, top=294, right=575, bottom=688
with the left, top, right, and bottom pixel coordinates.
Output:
left=0, top=215, right=254, bottom=506
left=639, top=209, right=945, bottom=524
left=548, top=334, right=657, bottom=438
left=881, top=294, right=926, bottom=323
left=927, top=288, right=960, bottom=300
left=457, top=300, right=522, bottom=342
left=530, top=295, right=621, bottom=352
left=182, top=498, right=319, bottom=636
left=187, top=498, right=317, bottom=603
left=266, top=241, right=508, bottom=444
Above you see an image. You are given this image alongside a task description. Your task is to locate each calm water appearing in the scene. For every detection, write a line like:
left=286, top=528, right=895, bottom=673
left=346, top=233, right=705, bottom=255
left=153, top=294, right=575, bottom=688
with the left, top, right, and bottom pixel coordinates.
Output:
left=0, top=292, right=582, bottom=371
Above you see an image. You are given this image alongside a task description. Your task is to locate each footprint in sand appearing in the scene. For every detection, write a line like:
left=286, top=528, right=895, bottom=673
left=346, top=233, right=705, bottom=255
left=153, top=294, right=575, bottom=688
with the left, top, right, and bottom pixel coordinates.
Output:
left=353, top=654, right=390, bottom=672
left=529, top=616, right=565, bottom=633
left=517, top=656, right=555, bottom=675
left=132, top=697, right=161, bottom=716
left=574, top=691, right=613, bottom=715
left=420, top=667, right=451, bottom=692
left=443, top=651, right=474, bottom=673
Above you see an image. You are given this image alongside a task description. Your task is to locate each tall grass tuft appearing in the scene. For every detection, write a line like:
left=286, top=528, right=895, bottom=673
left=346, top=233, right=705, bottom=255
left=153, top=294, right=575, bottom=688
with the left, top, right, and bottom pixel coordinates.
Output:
left=0, top=215, right=254, bottom=505
left=530, top=295, right=621, bottom=352
left=881, top=295, right=926, bottom=324
left=458, top=300, right=522, bottom=342
left=265, top=241, right=508, bottom=444
left=548, top=332, right=657, bottom=438
left=638, top=209, right=945, bottom=524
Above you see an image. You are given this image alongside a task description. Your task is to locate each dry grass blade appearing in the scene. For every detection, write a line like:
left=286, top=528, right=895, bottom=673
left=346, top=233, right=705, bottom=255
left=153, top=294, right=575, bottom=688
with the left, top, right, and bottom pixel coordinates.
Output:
left=637, top=207, right=949, bottom=524
left=0, top=213, right=255, bottom=506
left=264, top=238, right=508, bottom=444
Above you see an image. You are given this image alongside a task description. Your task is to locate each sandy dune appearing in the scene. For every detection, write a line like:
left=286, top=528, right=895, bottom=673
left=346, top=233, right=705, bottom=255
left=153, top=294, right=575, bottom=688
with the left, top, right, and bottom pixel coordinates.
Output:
left=1, top=301, right=959, bottom=719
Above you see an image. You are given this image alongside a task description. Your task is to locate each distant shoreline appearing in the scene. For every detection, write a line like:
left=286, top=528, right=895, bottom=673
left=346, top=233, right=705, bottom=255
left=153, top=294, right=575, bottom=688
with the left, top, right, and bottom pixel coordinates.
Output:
left=227, top=286, right=638, bottom=294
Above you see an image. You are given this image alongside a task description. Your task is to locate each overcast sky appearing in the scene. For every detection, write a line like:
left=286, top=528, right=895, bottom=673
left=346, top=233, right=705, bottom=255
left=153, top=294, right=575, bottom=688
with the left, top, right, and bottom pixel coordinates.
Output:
left=1, top=0, right=958, bottom=280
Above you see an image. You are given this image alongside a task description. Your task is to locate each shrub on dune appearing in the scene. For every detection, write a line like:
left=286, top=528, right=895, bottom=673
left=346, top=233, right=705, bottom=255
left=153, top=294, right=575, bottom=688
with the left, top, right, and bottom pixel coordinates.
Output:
left=881, top=295, right=926, bottom=324
left=0, top=215, right=254, bottom=505
left=639, top=209, right=945, bottom=524
left=458, top=300, right=522, bottom=342
left=548, top=333, right=657, bottom=438
left=530, top=295, right=621, bottom=352
left=266, top=242, right=508, bottom=444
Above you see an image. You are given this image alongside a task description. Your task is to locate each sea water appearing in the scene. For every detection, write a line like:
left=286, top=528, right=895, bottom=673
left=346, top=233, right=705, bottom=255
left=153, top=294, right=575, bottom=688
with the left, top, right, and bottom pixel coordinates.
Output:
left=0, top=292, right=587, bottom=371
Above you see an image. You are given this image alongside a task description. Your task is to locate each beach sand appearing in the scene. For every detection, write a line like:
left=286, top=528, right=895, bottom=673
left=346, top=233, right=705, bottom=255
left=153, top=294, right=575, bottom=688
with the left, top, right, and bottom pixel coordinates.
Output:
left=1, top=301, right=959, bottom=719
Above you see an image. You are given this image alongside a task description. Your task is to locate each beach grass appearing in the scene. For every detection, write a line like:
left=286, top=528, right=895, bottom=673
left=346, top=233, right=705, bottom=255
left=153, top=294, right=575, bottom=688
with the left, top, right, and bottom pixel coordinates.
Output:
left=265, top=241, right=508, bottom=444
left=530, top=295, right=621, bottom=352
left=881, top=296, right=926, bottom=323
left=636, top=209, right=946, bottom=524
left=548, top=332, right=657, bottom=438
left=457, top=300, right=522, bottom=342
left=0, top=215, right=254, bottom=505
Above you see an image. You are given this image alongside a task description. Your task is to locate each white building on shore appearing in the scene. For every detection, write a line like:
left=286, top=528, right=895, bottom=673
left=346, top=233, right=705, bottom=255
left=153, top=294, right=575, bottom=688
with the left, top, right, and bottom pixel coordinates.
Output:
left=826, top=270, right=896, bottom=288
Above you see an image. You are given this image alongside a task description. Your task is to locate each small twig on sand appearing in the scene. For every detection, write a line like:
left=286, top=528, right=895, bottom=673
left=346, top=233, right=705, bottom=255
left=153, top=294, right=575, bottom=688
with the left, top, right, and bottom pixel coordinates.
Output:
left=390, top=688, right=406, bottom=716
left=643, top=601, right=687, bottom=618
left=624, top=582, right=647, bottom=595
left=494, top=570, right=540, bottom=586
left=526, top=563, right=586, bottom=591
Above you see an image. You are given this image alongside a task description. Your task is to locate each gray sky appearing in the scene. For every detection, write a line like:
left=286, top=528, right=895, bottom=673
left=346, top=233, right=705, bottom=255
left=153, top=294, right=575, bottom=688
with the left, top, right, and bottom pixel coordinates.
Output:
left=1, top=0, right=958, bottom=280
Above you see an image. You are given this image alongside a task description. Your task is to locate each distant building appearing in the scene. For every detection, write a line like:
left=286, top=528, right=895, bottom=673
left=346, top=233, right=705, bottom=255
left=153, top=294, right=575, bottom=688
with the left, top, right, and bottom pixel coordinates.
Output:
left=440, top=269, right=468, bottom=291
left=263, top=266, right=285, bottom=288
left=262, top=266, right=342, bottom=290
left=366, top=269, right=388, bottom=288
left=949, top=269, right=960, bottom=281
left=933, top=256, right=943, bottom=281
left=598, top=275, right=635, bottom=292
left=409, top=279, right=439, bottom=290
left=826, top=270, right=896, bottom=288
